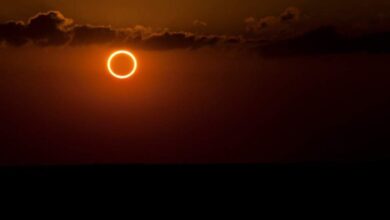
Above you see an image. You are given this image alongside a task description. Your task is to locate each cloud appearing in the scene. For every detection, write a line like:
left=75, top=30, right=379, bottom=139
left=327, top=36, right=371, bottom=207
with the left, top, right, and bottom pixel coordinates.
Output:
left=0, top=11, right=240, bottom=50
left=71, top=25, right=118, bottom=45
left=0, top=21, right=27, bottom=46
left=280, top=7, right=301, bottom=23
left=1, top=10, right=390, bottom=56
left=138, top=32, right=198, bottom=50
left=26, top=11, right=73, bottom=46
left=245, top=7, right=301, bottom=34
left=140, top=32, right=228, bottom=50
left=0, top=11, right=72, bottom=46
left=255, top=26, right=390, bottom=57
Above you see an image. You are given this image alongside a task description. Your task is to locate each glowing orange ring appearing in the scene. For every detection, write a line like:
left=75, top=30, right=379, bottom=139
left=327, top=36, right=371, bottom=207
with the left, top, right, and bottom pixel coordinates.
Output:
left=107, top=50, right=138, bottom=79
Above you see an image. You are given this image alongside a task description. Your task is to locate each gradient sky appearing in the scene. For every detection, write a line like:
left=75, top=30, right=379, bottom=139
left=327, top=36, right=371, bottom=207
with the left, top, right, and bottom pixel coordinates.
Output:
left=0, top=1, right=390, bottom=165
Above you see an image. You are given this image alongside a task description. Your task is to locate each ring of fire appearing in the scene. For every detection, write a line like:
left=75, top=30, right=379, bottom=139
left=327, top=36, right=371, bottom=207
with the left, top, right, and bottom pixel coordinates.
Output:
left=107, top=50, right=138, bottom=79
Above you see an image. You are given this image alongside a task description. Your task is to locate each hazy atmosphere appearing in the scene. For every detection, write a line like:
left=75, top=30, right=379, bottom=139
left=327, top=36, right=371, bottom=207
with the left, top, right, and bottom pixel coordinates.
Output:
left=1, top=0, right=390, bottom=165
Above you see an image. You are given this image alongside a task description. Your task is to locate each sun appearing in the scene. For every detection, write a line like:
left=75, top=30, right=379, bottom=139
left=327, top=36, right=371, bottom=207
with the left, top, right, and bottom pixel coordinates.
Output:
left=107, top=50, right=138, bottom=79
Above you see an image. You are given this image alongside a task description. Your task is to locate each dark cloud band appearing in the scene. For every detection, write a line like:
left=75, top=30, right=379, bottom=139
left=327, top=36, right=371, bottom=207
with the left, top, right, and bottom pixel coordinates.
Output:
left=256, top=26, right=390, bottom=57
left=0, top=11, right=72, bottom=47
left=0, top=11, right=240, bottom=50
left=0, top=10, right=390, bottom=56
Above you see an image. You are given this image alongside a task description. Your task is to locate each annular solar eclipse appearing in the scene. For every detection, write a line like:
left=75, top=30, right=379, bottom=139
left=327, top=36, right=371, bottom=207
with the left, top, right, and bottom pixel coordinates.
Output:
left=107, top=50, right=138, bottom=79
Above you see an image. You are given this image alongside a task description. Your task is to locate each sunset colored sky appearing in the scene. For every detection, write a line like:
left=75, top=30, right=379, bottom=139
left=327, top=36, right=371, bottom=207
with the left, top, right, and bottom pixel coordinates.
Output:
left=0, top=1, right=390, bottom=165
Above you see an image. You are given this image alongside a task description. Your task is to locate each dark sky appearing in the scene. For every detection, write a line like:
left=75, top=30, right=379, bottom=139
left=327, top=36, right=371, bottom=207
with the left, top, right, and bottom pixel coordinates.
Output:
left=0, top=1, right=390, bottom=165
